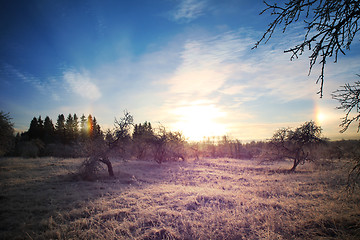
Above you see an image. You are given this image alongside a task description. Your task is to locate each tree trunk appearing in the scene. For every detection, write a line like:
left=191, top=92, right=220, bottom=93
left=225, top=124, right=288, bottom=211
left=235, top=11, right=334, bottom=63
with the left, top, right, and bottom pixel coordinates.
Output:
left=290, top=159, right=299, bottom=172
left=99, top=157, right=114, bottom=177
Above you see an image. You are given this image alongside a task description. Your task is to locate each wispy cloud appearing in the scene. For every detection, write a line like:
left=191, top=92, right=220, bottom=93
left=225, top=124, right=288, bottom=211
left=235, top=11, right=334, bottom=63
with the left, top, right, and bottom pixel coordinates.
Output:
left=165, top=31, right=250, bottom=98
left=46, top=29, right=360, bottom=140
left=64, top=70, right=101, bottom=100
left=1, top=63, right=45, bottom=92
left=1, top=62, right=61, bottom=101
left=152, top=28, right=360, bottom=139
left=171, top=0, right=207, bottom=23
left=161, top=29, right=319, bottom=104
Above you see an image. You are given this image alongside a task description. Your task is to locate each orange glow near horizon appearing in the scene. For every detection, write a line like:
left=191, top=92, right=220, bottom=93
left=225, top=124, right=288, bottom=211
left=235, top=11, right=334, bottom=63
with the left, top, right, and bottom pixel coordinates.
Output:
left=172, top=103, right=227, bottom=141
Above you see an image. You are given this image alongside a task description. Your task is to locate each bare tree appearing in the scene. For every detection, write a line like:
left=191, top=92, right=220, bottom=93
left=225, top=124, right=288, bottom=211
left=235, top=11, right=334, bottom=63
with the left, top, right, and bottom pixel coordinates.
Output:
left=256, top=1, right=360, bottom=184
left=254, top=0, right=360, bottom=97
left=79, top=111, right=133, bottom=180
left=332, top=80, right=360, bottom=190
left=332, top=78, right=360, bottom=133
left=151, top=125, right=186, bottom=164
left=269, top=121, right=323, bottom=172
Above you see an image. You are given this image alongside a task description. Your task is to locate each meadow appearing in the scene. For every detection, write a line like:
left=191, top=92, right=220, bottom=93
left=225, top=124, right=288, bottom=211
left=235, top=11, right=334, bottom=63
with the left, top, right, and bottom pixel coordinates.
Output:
left=0, top=156, right=359, bottom=239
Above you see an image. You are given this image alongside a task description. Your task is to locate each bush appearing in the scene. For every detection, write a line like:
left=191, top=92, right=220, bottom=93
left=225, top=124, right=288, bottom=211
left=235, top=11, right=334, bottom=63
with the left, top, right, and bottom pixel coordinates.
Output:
left=43, top=143, right=83, bottom=158
left=17, top=141, right=40, bottom=158
left=0, top=111, right=15, bottom=156
left=78, top=157, right=104, bottom=181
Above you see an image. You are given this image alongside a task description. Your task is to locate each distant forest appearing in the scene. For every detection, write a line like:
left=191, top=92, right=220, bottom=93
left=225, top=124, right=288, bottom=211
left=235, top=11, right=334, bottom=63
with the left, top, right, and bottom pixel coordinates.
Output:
left=7, top=113, right=359, bottom=165
left=21, top=114, right=102, bottom=144
left=13, top=113, right=110, bottom=158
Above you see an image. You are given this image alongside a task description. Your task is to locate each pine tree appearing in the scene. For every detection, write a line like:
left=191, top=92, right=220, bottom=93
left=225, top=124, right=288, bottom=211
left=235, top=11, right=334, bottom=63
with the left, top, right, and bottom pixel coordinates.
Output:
left=80, top=114, right=87, bottom=140
left=55, top=114, right=66, bottom=143
left=37, top=116, right=44, bottom=139
left=92, top=117, right=102, bottom=138
left=73, top=114, right=79, bottom=140
left=65, top=114, right=74, bottom=143
left=28, top=117, right=39, bottom=140
left=43, top=116, right=55, bottom=143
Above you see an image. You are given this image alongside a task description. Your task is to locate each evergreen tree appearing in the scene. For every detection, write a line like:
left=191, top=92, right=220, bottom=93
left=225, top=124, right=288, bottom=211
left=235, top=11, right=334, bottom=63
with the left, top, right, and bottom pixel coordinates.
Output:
left=73, top=113, right=79, bottom=140
left=80, top=114, right=87, bottom=140
left=133, top=121, right=153, bottom=140
left=43, top=116, right=55, bottom=143
left=28, top=117, right=39, bottom=140
left=65, top=114, right=74, bottom=143
left=37, top=116, right=44, bottom=140
left=55, top=114, right=66, bottom=143
left=92, top=117, right=102, bottom=138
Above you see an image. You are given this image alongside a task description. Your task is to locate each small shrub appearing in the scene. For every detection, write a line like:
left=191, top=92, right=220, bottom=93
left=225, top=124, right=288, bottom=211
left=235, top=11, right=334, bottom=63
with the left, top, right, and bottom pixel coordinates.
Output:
left=17, top=141, right=41, bottom=158
left=78, top=157, right=104, bottom=181
left=44, top=143, right=82, bottom=158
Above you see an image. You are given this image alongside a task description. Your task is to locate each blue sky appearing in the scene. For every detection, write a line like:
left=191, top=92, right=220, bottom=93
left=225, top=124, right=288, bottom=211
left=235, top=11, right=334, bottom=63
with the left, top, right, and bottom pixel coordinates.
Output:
left=1, top=0, right=359, bottom=141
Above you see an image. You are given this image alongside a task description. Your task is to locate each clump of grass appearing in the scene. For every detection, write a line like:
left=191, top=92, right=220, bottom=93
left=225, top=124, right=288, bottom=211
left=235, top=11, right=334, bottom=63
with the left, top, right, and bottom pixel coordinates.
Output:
left=0, top=157, right=359, bottom=239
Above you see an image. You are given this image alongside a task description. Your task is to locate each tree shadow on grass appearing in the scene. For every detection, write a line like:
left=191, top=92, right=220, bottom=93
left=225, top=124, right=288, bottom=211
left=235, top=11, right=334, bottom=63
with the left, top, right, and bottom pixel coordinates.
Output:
left=0, top=157, right=138, bottom=239
left=0, top=156, right=193, bottom=239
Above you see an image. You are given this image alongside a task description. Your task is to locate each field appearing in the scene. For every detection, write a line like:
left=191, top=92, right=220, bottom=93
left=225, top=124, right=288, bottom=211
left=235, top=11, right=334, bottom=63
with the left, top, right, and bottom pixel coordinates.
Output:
left=0, top=157, right=359, bottom=239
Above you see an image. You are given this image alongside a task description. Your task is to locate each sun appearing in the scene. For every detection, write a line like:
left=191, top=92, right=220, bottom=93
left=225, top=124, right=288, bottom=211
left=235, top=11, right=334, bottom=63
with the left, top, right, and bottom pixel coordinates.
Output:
left=316, top=111, right=326, bottom=125
left=172, top=104, right=227, bottom=141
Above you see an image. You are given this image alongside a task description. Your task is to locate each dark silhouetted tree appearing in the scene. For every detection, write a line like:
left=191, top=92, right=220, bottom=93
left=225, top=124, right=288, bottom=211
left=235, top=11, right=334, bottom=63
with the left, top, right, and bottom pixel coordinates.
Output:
left=28, top=116, right=44, bottom=140
left=43, top=116, right=55, bottom=143
left=269, top=121, right=323, bottom=171
left=80, top=111, right=134, bottom=180
left=28, top=117, right=39, bottom=140
left=92, top=117, right=102, bottom=138
left=80, top=114, right=87, bottom=140
left=37, top=116, right=44, bottom=139
left=65, top=114, right=74, bottom=143
left=55, top=114, right=66, bottom=143
left=0, top=111, right=15, bottom=156
left=73, top=114, right=79, bottom=139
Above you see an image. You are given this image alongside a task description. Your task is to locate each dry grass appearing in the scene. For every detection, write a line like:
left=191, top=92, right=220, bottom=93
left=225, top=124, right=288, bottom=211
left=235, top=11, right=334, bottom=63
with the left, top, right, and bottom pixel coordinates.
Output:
left=0, top=156, right=359, bottom=239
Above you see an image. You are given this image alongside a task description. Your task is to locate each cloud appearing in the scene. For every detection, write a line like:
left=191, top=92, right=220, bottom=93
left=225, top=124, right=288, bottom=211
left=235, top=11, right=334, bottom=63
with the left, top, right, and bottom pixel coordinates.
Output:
left=171, top=0, right=207, bottom=23
left=56, top=28, right=360, bottom=141
left=64, top=70, right=101, bottom=100
left=164, top=31, right=250, bottom=98
left=0, top=62, right=63, bottom=101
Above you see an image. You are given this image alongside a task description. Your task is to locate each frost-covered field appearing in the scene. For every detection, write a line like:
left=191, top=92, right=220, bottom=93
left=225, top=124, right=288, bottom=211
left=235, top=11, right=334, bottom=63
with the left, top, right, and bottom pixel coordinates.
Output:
left=0, top=157, right=359, bottom=239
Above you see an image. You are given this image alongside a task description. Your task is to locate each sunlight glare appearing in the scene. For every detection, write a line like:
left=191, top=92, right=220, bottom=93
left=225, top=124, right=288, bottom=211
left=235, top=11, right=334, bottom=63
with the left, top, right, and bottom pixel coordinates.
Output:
left=316, top=111, right=326, bottom=125
left=172, top=103, right=227, bottom=141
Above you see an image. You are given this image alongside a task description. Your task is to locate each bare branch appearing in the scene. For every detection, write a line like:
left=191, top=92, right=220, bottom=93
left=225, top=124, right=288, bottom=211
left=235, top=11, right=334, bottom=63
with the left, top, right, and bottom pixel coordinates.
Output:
left=332, top=80, right=360, bottom=132
left=255, top=0, right=360, bottom=97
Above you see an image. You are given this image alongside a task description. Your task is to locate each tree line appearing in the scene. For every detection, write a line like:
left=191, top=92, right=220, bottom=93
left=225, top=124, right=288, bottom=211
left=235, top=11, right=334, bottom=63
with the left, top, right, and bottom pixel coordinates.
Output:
left=23, top=113, right=101, bottom=144
left=1, top=110, right=359, bottom=180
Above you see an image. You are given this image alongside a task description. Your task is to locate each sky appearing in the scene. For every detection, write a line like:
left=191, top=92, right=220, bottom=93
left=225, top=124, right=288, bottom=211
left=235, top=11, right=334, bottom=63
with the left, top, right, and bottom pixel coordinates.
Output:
left=1, top=0, right=359, bottom=142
